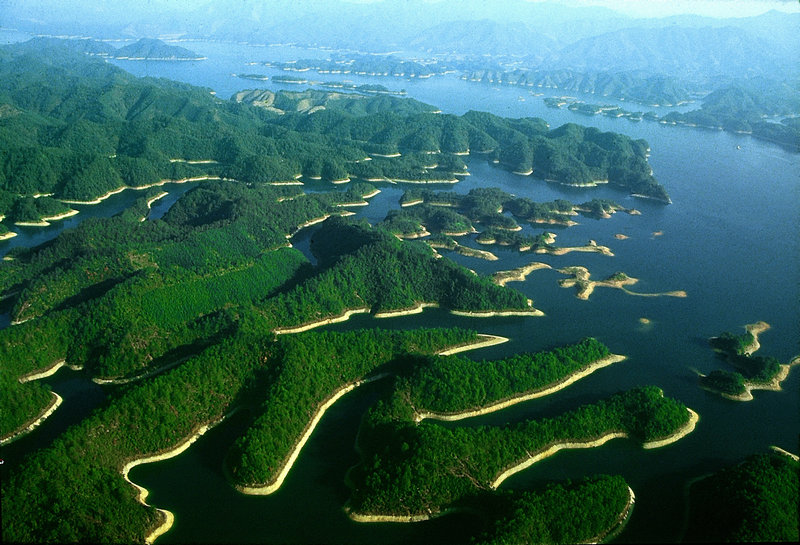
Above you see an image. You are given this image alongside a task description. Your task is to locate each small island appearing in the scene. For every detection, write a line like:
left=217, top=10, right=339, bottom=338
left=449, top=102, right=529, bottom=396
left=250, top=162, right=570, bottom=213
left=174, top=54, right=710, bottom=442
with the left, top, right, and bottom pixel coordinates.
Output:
left=700, top=321, right=798, bottom=401
left=557, top=266, right=687, bottom=300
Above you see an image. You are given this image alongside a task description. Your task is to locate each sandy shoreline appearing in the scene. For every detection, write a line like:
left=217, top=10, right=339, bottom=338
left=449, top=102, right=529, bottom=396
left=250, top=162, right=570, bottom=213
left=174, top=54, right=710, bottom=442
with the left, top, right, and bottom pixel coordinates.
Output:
left=589, top=486, right=636, bottom=544
left=492, top=262, right=552, bottom=286
left=450, top=307, right=545, bottom=317
left=770, top=445, right=799, bottom=462
left=712, top=358, right=797, bottom=401
left=492, top=432, right=629, bottom=488
left=286, top=214, right=331, bottom=238
left=0, top=391, right=63, bottom=445
left=18, top=359, right=68, bottom=383
left=557, top=266, right=686, bottom=301
left=538, top=240, right=614, bottom=256
left=373, top=302, right=439, bottom=319
left=643, top=408, right=699, bottom=449
left=436, top=334, right=509, bottom=356
left=743, top=321, right=770, bottom=355
left=59, top=176, right=221, bottom=206
left=0, top=230, right=18, bottom=240
left=122, top=413, right=232, bottom=544
left=417, top=354, right=626, bottom=422
left=273, top=307, right=371, bottom=334
left=347, top=507, right=463, bottom=523
left=452, top=243, right=498, bottom=261
left=236, top=374, right=388, bottom=495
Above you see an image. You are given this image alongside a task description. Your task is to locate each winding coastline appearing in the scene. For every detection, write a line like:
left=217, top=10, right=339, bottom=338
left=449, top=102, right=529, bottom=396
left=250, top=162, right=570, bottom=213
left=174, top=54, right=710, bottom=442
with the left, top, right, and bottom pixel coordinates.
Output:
left=18, top=358, right=69, bottom=383
left=701, top=356, right=799, bottom=402
left=121, top=412, right=233, bottom=544
left=491, top=407, right=698, bottom=489
left=416, top=354, right=626, bottom=422
left=232, top=334, right=514, bottom=496
left=492, top=262, right=552, bottom=286
left=273, top=307, right=371, bottom=334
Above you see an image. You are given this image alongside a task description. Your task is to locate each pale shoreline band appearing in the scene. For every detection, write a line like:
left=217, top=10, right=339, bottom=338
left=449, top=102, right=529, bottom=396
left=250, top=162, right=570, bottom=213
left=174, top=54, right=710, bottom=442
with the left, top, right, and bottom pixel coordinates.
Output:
left=0, top=392, right=63, bottom=446
left=122, top=412, right=232, bottom=544
left=274, top=302, right=544, bottom=334
left=416, top=354, right=626, bottom=422
left=492, top=407, right=698, bottom=489
left=235, top=374, right=388, bottom=495
left=235, top=334, right=514, bottom=495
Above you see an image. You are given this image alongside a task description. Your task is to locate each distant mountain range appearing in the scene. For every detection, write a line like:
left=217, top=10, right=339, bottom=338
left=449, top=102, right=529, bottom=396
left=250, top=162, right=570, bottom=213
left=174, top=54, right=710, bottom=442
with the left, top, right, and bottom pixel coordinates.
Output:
left=20, top=37, right=204, bottom=61
left=5, top=1, right=797, bottom=84
left=406, top=20, right=558, bottom=62
left=539, top=26, right=795, bottom=79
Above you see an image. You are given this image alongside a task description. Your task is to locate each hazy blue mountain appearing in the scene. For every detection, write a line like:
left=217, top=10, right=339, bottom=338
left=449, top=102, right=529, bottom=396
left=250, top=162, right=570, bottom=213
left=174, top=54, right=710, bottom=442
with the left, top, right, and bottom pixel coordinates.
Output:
left=407, top=20, right=558, bottom=60
left=542, top=26, right=796, bottom=79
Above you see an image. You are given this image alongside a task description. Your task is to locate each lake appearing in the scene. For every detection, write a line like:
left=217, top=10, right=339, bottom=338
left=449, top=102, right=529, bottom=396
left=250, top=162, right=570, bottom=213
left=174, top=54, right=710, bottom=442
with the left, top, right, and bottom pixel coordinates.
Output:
left=3, top=34, right=798, bottom=544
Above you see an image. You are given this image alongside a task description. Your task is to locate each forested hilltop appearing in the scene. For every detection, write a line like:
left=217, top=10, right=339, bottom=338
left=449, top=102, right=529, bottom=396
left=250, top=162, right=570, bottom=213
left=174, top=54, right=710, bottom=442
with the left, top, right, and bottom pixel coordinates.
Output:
left=0, top=39, right=668, bottom=229
left=684, top=450, right=799, bottom=542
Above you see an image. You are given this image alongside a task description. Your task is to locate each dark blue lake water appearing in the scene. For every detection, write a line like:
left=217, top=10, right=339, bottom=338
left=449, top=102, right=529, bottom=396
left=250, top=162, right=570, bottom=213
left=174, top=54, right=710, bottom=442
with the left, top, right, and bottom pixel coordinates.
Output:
left=3, top=34, right=798, bottom=544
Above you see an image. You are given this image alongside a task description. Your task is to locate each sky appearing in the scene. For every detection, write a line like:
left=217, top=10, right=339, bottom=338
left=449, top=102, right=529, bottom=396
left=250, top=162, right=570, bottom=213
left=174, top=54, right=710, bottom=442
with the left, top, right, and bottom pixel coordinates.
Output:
left=564, top=0, right=800, bottom=17
left=3, top=0, right=799, bottom=20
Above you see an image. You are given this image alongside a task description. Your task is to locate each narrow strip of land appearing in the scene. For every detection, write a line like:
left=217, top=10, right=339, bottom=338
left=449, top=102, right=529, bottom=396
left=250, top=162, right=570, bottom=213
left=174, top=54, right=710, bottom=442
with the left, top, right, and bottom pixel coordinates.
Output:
left=236, top=375, right=388, bottom=495
left=491, top=407, right=698, bottom=488
left=436, top=334, right=509, bottom=356
left=417, top=354, right=625, bottom=422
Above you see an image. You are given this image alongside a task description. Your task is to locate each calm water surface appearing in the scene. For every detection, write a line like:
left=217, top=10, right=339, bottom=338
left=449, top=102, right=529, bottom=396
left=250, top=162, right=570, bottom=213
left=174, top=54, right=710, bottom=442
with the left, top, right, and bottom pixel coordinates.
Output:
left=3, top=34, right=798, bottom=544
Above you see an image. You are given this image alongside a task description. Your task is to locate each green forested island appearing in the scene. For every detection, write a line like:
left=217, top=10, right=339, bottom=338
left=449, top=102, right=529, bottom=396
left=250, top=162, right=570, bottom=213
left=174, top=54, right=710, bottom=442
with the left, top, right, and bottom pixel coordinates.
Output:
left=701, top=322, right=796, bottom=400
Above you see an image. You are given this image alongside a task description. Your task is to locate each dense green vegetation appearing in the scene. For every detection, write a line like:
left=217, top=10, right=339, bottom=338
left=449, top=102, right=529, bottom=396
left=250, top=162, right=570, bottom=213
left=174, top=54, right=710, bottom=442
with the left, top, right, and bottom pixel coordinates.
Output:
left=226, top=328, right=478, bottom=487
left=684, top=451, right=799, bottom=542
left=464, top=68, right=697, bottom=106
left=661, top=78, right=800, bottom=151
left=349, top=385, right=690, bottom=516
left=699, top=370, right=747, bottom=397
left=261, top=54, right=448, bottom=79
left=0, top=182, right=527, bottom=440
left=0, top=40, right=669, bottom=228
left=114, top=38, right=203, bottom=60
left=702, top=326, right=785, bottom=398
left=471, top=476, right=632, bottom=545
left=401, top=337, right=612, bottom=414
left=1, top=312, right=485, bottom=544
left=403, top=188, right=627, bottom=227
left=710, top=330, right=755, bottom=356
left=260, top=217, right=531, bottom=327
left=0, top=38, right=687, bottom=545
